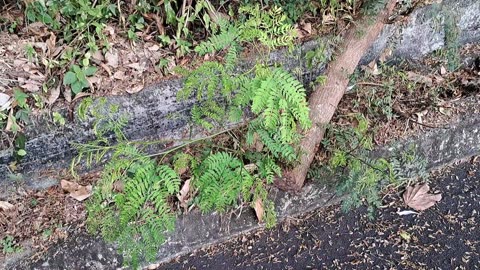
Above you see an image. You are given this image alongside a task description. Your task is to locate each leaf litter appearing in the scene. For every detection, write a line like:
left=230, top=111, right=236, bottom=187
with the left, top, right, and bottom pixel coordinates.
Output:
left=403, top=183, right=442, bottom=211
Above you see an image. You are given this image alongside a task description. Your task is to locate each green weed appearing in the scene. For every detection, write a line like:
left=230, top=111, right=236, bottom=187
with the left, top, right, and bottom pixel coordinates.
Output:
left=63, top=65, right=97, bottom=95
left=1, top=236, right=22, bottom=254
left=320, top=114, right=427, bottom=218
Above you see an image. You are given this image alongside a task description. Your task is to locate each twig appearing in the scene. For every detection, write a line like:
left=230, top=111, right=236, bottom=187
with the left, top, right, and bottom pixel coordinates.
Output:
left=407, top=117, right=449, bottom=129
left=356, top=81, right=384, bottom=87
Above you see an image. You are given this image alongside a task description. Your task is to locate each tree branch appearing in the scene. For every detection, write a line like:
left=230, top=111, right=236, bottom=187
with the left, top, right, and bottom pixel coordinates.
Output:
left=275, top=1, right=397, bottom=192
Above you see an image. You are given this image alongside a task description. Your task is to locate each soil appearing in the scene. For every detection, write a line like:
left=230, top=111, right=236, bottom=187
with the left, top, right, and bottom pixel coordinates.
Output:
left=157, top=157, right=480, bottom=270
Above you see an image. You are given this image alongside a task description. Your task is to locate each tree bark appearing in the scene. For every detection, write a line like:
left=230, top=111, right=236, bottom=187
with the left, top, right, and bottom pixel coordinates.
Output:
left=275, top=0, right=397, bottom=192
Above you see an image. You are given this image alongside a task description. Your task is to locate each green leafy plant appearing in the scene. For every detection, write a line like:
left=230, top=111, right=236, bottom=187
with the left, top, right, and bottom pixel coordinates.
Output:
left=87, top=145, right=180, bottom=266
left=238, top=4, right=296, bottom=50
left=63, top=65, right=97, bottom=94
left=53, top=112, right=66, bottom=126
left=193, top=152, right=253, bottom=212
left=1, top=236, right=22, bottom=254
left=71, top=3, right=312, bottom=268
left=320, top=114, right=427, bottom=218
left=0, top=89, right=32, bottom=159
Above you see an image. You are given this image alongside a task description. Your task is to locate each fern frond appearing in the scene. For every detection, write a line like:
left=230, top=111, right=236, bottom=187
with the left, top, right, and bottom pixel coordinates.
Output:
left=250, top=67, right=311, bottom=144
left=194, top=24, right=239, bottom=56
left=156, top=165, right=181, bottom=195
left=194, top=152, right=255, bottom=212
left=224, top=44, right=239, bottom=72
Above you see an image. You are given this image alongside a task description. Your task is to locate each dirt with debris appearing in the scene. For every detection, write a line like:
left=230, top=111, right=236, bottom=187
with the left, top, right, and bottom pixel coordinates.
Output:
left=157, top=157, right=480, bottom=270
left=0, top=171, right=99, bottom=264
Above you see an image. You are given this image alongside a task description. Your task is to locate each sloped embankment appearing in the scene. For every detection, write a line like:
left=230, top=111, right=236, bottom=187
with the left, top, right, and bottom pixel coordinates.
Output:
left=2, top=0, right=480, bottom=269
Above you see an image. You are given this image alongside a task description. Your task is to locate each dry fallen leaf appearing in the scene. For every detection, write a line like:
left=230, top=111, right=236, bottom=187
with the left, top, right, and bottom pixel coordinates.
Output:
left=5, top=108, right=15, bottom=131
left=126, top=84, right=144, bottom=94
left=177, top=179, right=191, bottom=210
left=253, top=198, right=264, bottom=222
left=63, top=86, right=72, bottom=103
left=0, top=201, right=14, bottom=211
left=71, top=92, right=92, bottom=102
left=127, top=62, right=146, bottom=72
left=440, top=65, right=447, bottom=75
left=403, top=183, right=442, bottom=211
left=362, top=60, right=381, bottom=76
left=105, top=50, right=119, bottom=68
left=60, top=180, right=92, bottom=201
left=113, top=180, right=124, bottom=193
left=322, top=14, right=336, bottom=25
left=0, top=93, right=11, bottom=111
left=47, top=84, right=61, bottom=105
left=415, top=110, right=428, bottom=124
left=379, top=48, right=392, bottom=63
left=244, top=164, right=257, bottom=173
left=407, top=71, right=433, bottom=87
left=295, top=21, right=312, bottom=38
left=113, top=70, right=126, bottom=80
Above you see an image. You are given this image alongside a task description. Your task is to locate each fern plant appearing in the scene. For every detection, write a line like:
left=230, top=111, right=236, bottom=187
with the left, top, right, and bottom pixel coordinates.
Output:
left=193, top=152, right=253, bottom=212
left=85, top=143, right=181, bottom=267
left=191, top=150, right=280, bottom=228
left=72, top=4, right=310, bottom=267
left=72, top=101, right=182, bottom=268
left=238, top=4, right=296, bottom=49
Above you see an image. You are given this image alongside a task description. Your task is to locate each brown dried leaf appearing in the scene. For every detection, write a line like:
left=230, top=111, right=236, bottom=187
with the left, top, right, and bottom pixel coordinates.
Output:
left=60, top=180, right=92, bottom=201
left=403, top=183, right=442, bottom=211
left=205, top=0, right=230, bottom=24
left=20, top=81, right=42, bottom=92
left=91, top=50, right=105, bottom=63
left=5, top=108, right=14, bottom=131
left=99, top=62, right=112, bottom=76
left=46, top=32, right=56, bottom=57
left=105, top=50, right=119, bottom=68
left=126, top=84, right=144, bottom=94
left=47, top=84, right=61, bottom=105
left=113, top=70, right=126, bottom=80
left=253, top=132, right=264, bottom=152
left=63, top=85, right=72, bottom=103
left=148, top=44, right=160, bottom=51
left=322, top=14, right=336, bottom=25
left=177, top=179, right=191, bottom=210
left=253, top=198, right=264, bottom=222
left=127, top=62, right=146, bottom=72
left=0, top=201, right=14, bottom=211
left=379, top=48, right=392, bottom=63
left=407, top=71, right=433, bottom=87
left=363, top=60, right=381, bottom=76
left=104, top=25, right=116, bottom=38
left=25, top=22, right=49, bottom=35
left=244, top=164, right=257, bottom=173
left=72, top=92, right=92, bottom=102
left=113, top=180, right=124, bottom=193
left=295, top=21, right=312, bottom=38
left=440, top=66, right=447, bottom=75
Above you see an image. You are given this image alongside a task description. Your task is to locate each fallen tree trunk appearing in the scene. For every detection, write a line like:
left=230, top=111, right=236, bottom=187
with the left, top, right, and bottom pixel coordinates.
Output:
left=276, top=0, right=397, bottom=192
